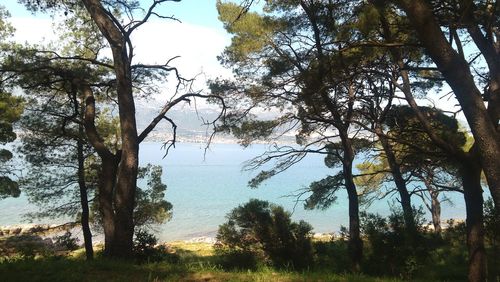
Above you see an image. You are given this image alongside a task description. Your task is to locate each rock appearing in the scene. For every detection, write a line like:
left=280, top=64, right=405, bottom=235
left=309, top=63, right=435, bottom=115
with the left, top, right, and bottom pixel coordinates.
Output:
left=187, top=236, right=216, bottom=244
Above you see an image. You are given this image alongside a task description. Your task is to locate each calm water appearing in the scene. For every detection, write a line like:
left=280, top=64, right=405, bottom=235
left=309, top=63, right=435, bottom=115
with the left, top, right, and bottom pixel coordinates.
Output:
left=0, top=142, right=467, bottom=241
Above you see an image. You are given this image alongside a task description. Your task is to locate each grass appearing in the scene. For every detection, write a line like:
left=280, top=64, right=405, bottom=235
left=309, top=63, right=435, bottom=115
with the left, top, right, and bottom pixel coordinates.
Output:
left=0, top=258, right=402, bottom=282
left=0, top=242, right=405, bottom=282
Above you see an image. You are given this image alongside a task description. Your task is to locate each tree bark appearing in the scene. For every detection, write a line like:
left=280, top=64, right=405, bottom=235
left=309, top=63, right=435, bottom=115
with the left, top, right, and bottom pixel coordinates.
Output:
left=77, top=123, right=94, bottom=260
left=460, top=0, right=500, bottom=129
left=82, top=0, right=139, bottom=258
left=430, top=190, right=442, bottom=234
left=109, top=44, right=138, bottom=258
left=375, top=126, right=417, bottom=241
left=460, top=161, right=487, bottom=282
left=419, top=171, right=443, bottom=234
left=395, top=0, right=500, bottom=212
left=99, top=155, right=119, bottom=257
left=340, top=131, right=363, bottom=272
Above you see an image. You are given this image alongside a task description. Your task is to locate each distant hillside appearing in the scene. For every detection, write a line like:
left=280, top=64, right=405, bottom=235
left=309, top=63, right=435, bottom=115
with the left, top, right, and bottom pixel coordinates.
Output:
left=134, top=99, right=295, bottom=144
left=135, top=99, right=226, bottom=142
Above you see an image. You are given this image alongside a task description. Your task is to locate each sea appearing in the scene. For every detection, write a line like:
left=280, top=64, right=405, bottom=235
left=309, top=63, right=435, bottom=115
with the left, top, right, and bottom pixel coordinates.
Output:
left=0, top=142, right=468, bottom=242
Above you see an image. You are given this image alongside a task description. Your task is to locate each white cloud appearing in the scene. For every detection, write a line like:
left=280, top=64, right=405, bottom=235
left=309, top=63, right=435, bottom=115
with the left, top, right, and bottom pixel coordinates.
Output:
left=130, top=20, right=233, bottom=102
left=10, top=17, right=54, bottom=43
left=9, top=16, right=232, bottom=104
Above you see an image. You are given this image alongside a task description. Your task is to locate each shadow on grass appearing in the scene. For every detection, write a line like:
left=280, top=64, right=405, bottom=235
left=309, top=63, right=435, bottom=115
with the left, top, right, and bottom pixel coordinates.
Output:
left=0, top=255, right=194, bottom=282
left=1, top=240, right=471, bottom=282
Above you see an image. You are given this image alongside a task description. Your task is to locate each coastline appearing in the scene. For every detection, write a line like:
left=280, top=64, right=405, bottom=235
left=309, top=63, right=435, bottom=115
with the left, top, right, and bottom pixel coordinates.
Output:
left=1, top=221, right=465, bottom=245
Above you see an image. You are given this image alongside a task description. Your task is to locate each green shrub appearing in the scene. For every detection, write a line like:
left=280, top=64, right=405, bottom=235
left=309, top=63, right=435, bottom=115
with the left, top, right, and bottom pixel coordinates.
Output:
left=360, top=208, right=433, bottom=278
left=214, top=248, right=259, bottom=270
left=215, top=199, right=313, bottom=270
left=54, top=231, right=79, bottom=251
left=484, top=198, right=500, bottom=281
left=133, top=229, right=179, bottom=263
left=313, top=239, right=350, bottom=272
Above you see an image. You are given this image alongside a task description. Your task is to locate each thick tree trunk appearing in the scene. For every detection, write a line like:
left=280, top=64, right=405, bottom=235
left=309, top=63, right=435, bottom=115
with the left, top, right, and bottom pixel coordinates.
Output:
left=82, top=0, right=139, bottom=258
left=109, top=46, right=139, bottom=258
left=99, top=155, right=119, bottom=256
left=376, top=127, right=417, bottom=241
left=77, top=125, right=93, bottom=260
left=396, top=0, right=500, bottom=211
left=461, top=1, right=500, bottom=129
left=460, top=162, right=487, bottom=282
left=345, top=179, right=362, bottom=273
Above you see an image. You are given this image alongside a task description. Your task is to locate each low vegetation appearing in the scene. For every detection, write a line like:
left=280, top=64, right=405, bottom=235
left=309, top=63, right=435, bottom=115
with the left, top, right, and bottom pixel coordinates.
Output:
left=215, top=199, right=314, bottom=270
left=1, top=199, right=498, bottom=281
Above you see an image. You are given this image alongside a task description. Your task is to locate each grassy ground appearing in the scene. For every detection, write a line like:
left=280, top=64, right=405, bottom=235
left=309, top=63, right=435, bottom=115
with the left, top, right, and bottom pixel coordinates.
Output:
left=0, top=241, right=404, bottom=282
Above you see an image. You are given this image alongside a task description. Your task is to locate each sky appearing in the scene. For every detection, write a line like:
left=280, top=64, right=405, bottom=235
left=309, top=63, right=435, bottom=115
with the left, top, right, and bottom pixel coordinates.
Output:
left=1, top=0, right=233, bottom=104
left=1, top=0, right=466, bottom=123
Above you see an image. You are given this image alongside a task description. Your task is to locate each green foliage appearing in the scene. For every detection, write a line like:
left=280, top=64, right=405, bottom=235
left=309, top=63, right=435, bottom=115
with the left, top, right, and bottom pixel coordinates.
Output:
left=133, top=229, right=179, bottom=264
left=0, top=92, right=23, bottom=144
left=0, top=176, right=19, bottom=199
left=134, top=165, right=173, bottom=228
left=0, top=91, right=23, bottom=199
left=312, top=239, right=351, bottom=273
left=484, top=198, right=500, bottom=280
left=91, top=164, right=173, bottom=230
left=231, top=120, right=280, bottom=147
left=484, top=198, right=500, bottom=245
left=248, top=169, right=277, bottom=189
left=214, top=248, right=259, bottom=270
left=216, top=199, right=313, bottom=269
left=355, top=106, right=466, bottom=212
left=53, top=231, right=79, bottom=251
left=385, top=106, right=467, bottom=160
left=324, top=139, right=371, bottom=169
left=0, top=6, right=14, bottom=44
left=360, top=208, right=433, bottom=279
left=304, top=173, right=343, bottom=210
left=0, top=251, right=411, bottom=282
left=17, top=95, right=93, bottom=219
left=217, top=1, right=283, bottom=65
left=354, top=160, right=386, bottom=191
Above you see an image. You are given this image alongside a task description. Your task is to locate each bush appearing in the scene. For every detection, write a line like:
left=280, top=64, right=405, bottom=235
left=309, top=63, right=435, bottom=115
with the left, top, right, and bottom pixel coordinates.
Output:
left=215, top=199, right=313, bottom=270
left=54, top=231, right=79, bottom=251
left=133, top=229, right=179, bottom=263
left=214, top=248, right=259, bottom=270
left=484, top=198, right=500, bottom=281
left=313, top=239, right=350, bottom=272
left=360, top=208, right=433, bottom=278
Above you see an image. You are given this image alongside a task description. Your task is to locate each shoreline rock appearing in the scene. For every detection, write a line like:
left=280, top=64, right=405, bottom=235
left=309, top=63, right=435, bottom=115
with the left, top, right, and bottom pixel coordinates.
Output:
left=0, top=223, right=77, bottom=238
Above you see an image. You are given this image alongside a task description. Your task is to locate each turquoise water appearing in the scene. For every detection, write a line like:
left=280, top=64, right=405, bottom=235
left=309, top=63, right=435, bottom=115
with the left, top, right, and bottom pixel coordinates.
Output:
left=0, top=142, right=467, bottom=241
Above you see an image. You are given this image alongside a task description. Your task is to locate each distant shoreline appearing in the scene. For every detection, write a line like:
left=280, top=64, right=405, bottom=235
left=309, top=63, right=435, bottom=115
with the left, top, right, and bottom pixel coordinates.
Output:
left=1, top=221, right=466, bottom=246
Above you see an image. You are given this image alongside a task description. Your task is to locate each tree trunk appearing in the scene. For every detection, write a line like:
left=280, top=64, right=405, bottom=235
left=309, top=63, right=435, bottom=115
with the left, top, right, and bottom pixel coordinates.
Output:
left=340, top=132, right=362, bottom=272
left=82, top=0, right=139, bottom=258
left=430, top=190, right=442, bottom=234
left=376, top=127, right=417, bottom=241
left=99, top=155, right=119, bottom=256
left=460, top=161, right=487, bottom=282
left=396, top=0, right=500, bottom=211
left=421, top=173, right=442, bottom=234
left=77, top=124, right=93, bottom=260
left=345, top=167, right=362, bottom=273
left=109, top=45, right=139, bottom=258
